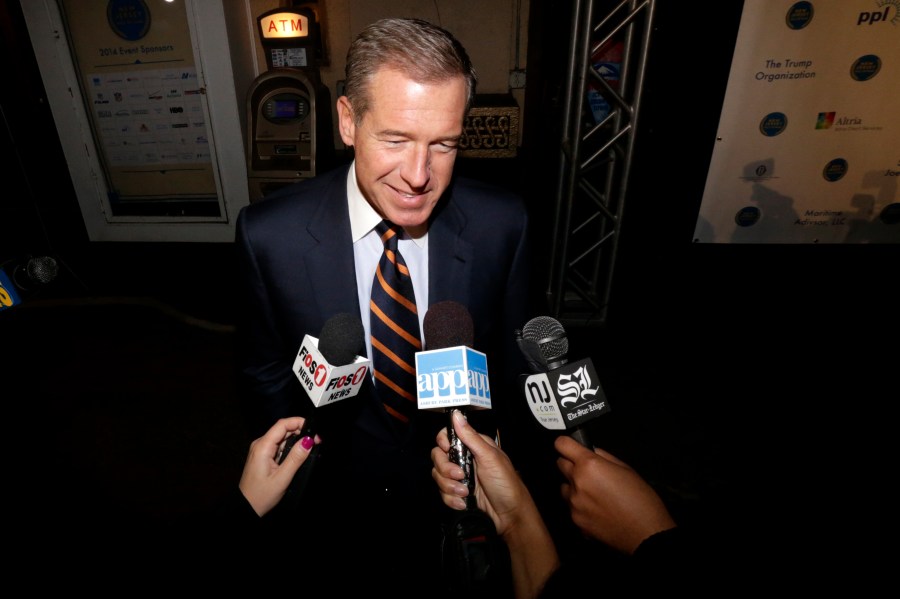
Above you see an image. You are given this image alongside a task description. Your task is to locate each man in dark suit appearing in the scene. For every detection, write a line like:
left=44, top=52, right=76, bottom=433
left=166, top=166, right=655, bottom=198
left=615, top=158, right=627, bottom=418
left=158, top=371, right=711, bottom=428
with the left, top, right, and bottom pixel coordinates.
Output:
left=234, top=17, right=531, bottom=596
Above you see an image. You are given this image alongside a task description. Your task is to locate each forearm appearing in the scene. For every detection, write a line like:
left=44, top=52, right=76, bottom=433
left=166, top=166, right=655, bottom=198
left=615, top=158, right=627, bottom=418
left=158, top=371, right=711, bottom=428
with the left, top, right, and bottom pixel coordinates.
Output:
left=501, top=503, right=560, bottom=599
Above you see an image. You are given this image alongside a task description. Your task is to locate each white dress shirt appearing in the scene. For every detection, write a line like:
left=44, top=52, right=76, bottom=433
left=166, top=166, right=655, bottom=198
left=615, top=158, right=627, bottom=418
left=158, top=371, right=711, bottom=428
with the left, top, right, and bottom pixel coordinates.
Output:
left=347, top=162, right=429, bottom=362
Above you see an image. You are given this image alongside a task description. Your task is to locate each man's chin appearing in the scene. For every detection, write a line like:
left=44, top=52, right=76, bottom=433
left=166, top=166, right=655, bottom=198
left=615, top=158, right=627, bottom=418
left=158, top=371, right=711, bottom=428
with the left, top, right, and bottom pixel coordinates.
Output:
left=385, top=205, right=434, bottom=229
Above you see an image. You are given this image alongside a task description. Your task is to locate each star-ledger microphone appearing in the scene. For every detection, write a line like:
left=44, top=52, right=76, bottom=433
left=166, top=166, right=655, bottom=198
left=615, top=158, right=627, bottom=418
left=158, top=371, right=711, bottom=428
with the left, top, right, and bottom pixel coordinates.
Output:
left=416, top=300, right=507, bottom=594
left=515, top=315, right=611, bottom=449
left=276, top=312, right=369, bottom=506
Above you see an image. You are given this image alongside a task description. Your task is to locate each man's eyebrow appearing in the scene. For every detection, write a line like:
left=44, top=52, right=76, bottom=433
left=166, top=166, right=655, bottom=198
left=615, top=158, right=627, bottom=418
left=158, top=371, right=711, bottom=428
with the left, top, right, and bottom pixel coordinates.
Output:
left=375, top=129, right=407, bottom=137
left=374, top=129, right=462, bottom=143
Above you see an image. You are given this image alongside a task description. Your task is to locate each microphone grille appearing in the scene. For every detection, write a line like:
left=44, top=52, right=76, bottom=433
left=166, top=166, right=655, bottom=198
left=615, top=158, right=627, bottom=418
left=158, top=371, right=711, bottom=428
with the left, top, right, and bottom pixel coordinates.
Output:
left=16, top=255, right=59, bottom=288
left=423, top=300, right=474, bottom=350
left=318, top=312, right=365, bottom=366
left=522, top=316, right=568, bottom=362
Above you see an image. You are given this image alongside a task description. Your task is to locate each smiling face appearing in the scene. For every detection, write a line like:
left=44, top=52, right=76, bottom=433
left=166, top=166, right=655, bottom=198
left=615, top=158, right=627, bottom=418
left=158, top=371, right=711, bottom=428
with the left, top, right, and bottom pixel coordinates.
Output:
left=337, top=67, right=467, bottom=237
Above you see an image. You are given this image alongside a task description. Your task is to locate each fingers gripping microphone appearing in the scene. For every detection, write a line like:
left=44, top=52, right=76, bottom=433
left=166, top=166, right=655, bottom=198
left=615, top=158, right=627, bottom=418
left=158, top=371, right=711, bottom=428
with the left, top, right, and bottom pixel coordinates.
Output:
left=277, top=313, right=369, bottom=507
left=515, top=316, right=611, bottom=448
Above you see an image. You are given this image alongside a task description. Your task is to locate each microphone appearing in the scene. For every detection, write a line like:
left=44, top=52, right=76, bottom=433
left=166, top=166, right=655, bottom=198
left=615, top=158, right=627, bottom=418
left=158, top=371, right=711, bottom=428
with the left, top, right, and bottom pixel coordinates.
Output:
left=416, top=300, right=490, bottom=508
left=515, top=316, right=611, bottom=448
left=417, top=301, right=507, bottom=594
left=0, top=255, right=59, bottom=311
left=276, top=312, right=369, bottom=506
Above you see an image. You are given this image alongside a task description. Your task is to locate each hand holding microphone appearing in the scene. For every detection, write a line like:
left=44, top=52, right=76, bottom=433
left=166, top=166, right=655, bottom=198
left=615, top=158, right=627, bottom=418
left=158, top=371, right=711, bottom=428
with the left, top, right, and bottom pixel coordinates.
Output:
left=277, top=312, right=368, bottom=507
left=239, top=416, right=321, bottom=517
left=555, top=435, right=677, bottom=555
left=417, top=301, right=508, bottom=593
left=416, top=300, right=490, bottom=510
left=432, top=410, right=561, bottom=599
left=433, top=410, right=538, bottom=532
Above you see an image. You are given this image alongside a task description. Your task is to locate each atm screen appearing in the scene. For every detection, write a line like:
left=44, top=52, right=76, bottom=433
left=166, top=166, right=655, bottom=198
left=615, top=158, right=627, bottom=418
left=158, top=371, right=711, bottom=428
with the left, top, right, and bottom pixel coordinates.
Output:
left=273, top=100, right=297, bottom=118
left=263, top=93, right=310, bottom=123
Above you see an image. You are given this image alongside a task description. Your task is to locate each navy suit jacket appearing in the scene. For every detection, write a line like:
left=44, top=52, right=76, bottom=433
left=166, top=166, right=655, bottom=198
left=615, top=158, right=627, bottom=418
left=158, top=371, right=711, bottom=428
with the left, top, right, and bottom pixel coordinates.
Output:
left=235, top=163, right=532, bottom=591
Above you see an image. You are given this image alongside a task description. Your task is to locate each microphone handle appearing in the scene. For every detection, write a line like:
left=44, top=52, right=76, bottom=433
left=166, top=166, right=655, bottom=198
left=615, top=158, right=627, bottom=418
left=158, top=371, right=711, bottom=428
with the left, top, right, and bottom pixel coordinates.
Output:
left=570, top=426, right=594, bottom=449
left=446, top=408, right=477, bottom=510
left=277, top=413, right=323, bottom=511
left=276, top=412, right=318, bottom=465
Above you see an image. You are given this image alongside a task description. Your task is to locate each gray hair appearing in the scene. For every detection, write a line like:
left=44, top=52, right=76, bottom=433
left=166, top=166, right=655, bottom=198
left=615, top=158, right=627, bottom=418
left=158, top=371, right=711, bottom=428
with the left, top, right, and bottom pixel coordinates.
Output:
left=343, top=17, right=477, bottom=124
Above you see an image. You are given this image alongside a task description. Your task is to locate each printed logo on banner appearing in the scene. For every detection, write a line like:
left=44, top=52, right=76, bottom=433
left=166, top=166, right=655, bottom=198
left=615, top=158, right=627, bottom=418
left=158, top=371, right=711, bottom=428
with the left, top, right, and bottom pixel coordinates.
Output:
left=785, top=2, right=814, bottom=30
left=107, top=0, right=151, bottom=41
left=816, top=112, right=836, bottom=130
left=856, top=2, right=900, bottom=26
left=740, top=160, right=775, bottom=183
left=759, top=112, right=788, bottom=137
left=823, top=158, right=849, bottom=182
left=851, top=55, right=881, bottom=82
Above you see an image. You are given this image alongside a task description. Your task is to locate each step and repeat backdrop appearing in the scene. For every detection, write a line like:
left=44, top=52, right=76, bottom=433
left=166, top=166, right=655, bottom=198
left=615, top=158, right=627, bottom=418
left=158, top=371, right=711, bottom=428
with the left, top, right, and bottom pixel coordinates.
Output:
left=693, top=0, right=899, bottom=244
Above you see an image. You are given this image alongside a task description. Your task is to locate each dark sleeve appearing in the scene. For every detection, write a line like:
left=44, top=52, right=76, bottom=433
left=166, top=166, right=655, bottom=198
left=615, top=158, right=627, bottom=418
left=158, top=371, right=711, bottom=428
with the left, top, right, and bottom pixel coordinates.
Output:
left=207, top=486, right=265, bottom=525
left=632, top=527, right=695, bottom=580
left=147, top=488, right=265, bottom=566
left=537, top=528, right=705, bottom=597
left=173, top=487, right=264, bottom=539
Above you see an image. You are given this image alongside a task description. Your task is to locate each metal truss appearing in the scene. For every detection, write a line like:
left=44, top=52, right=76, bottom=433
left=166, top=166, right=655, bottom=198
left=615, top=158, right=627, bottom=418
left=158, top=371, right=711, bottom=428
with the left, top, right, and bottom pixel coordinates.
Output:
left=546, top=0, right=656, bottom=328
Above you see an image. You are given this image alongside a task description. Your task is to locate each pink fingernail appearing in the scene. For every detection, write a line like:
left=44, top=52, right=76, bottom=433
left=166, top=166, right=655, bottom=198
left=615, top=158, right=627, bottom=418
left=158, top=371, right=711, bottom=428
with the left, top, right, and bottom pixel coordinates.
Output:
left=300, top=436, right=314, bottom=450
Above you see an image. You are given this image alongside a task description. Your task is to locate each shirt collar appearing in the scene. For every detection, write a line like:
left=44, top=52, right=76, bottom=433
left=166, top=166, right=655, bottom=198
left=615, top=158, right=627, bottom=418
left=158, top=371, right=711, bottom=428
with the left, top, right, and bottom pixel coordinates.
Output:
left=346, top=161, right=427, bottom=247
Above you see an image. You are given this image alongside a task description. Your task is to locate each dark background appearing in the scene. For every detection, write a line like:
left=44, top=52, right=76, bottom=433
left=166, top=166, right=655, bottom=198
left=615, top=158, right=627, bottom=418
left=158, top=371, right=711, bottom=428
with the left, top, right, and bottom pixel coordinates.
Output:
left=2, top=0, right=897, bottom=580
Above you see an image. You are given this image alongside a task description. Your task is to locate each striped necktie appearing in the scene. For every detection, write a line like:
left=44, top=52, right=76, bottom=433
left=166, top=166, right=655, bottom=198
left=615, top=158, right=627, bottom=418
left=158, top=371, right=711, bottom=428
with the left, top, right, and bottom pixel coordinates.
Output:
left=370, top=220, right=422, bottom=424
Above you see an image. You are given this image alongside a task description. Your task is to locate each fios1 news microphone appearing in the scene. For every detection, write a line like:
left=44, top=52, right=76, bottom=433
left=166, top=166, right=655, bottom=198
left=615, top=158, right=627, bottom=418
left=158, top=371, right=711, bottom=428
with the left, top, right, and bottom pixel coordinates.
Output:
left=276, top=313, right=369, bottom=508
left=417, top=301, right=507, bottom=594
left=515, top=315, right=611, bottom=449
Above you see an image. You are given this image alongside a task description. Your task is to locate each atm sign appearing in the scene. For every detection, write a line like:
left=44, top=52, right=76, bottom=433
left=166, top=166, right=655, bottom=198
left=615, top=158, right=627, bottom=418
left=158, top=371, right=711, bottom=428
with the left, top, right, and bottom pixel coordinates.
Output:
left=260, top=12, right=309, bottom=39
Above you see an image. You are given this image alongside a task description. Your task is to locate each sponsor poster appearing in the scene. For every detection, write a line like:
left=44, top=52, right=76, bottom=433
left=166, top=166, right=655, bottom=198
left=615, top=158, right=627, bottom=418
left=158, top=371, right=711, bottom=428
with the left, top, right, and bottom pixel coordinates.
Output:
left=59, top=0, right=217, bottom=203
left=693, top=0, right=900, bottom=244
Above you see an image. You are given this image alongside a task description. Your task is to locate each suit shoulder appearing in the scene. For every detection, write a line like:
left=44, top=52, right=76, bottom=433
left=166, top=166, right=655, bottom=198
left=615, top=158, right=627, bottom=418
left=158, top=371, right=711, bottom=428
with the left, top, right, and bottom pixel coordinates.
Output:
left=241, top=166, right=346, bottom=210
left=237, top=166, right=347, bottom=226
left=450, top=176, right=527, bottom=216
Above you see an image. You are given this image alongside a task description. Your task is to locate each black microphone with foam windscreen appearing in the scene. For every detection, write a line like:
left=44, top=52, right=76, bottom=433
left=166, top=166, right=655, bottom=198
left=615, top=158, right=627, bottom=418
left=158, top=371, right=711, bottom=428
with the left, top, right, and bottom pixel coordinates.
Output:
left=276, top=312, right=369, bottom=507
left=416, top=300, right=509, bottom=595
left=515, top=315, right=611, bottom=449
left=1, top=255, right=60, bottom=311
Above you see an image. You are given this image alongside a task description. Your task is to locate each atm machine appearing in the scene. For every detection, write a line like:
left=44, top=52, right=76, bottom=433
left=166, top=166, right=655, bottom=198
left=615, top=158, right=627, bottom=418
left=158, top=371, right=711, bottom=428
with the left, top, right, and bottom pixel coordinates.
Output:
left=246, top=5, right=334, bottom=203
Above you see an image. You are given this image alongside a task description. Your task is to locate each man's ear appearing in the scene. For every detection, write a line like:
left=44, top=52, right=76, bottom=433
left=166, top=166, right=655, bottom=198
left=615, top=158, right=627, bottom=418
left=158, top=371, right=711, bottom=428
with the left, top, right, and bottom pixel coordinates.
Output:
left=336, top=96, right=355, bottom=147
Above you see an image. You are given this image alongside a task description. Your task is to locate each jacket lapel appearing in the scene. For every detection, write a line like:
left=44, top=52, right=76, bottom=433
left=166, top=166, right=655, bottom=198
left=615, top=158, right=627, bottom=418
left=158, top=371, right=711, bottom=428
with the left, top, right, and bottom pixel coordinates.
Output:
left=428, top=197, right=473, bottom=307
left=303, top=168, right=362, bottom=320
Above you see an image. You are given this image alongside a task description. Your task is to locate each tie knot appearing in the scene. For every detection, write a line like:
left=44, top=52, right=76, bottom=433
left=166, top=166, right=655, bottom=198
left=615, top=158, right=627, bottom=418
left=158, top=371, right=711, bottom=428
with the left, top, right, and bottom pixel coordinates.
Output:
left=376, top=220, right=400, bottom=250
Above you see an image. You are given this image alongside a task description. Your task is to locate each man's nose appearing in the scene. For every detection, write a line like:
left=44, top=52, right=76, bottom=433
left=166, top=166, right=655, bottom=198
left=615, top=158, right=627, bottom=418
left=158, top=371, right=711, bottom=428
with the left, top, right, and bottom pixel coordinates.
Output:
left=401, top=145, right=430, bottom=188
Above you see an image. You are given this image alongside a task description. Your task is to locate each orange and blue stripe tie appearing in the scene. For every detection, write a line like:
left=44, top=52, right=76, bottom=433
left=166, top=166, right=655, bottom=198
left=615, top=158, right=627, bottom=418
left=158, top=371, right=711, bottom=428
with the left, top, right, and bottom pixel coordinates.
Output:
left=370, top=220, right=422, bottom=424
